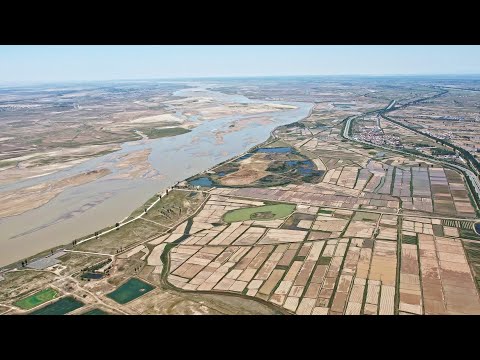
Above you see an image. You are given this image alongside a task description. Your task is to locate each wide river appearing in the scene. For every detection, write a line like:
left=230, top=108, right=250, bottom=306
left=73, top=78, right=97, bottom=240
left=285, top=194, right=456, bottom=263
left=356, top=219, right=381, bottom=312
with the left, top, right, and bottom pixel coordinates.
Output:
left=0, top=86, right=313, bottom=267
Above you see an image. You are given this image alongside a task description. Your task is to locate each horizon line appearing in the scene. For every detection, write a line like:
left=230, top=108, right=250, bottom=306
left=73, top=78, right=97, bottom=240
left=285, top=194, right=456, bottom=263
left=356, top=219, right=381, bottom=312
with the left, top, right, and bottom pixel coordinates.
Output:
left=2, top=73, right=480, bottom=87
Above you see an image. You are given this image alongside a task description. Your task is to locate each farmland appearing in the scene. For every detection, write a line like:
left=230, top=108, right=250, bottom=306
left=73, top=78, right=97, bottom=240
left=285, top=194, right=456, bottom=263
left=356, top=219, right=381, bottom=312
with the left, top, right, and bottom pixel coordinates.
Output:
left=1, top=76, right=480, bottom=315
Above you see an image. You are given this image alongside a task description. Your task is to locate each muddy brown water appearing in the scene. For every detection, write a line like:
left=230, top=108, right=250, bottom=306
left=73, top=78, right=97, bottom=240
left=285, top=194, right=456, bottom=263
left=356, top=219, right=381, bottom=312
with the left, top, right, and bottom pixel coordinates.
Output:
left=0, top=86, right=313, bottom=267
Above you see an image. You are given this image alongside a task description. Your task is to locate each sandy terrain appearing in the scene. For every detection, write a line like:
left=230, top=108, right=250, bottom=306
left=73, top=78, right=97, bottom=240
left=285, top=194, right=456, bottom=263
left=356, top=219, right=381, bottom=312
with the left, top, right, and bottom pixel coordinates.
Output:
left=0, top=168, right=111, bottom=218
left=0, top=144, right=120, bottom=186
left=220, top=154, right=270, bottom=186
left=185, top=102, right=296, bottom=120
left=108, top=149, right=162, bottom=180
left=129, top=113, right=184, bottom=124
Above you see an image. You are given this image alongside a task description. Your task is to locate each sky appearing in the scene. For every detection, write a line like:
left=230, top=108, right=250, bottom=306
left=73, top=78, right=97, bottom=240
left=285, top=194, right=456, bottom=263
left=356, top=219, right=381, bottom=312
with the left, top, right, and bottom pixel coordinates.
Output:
left=1, top=45, right=480, bottom=83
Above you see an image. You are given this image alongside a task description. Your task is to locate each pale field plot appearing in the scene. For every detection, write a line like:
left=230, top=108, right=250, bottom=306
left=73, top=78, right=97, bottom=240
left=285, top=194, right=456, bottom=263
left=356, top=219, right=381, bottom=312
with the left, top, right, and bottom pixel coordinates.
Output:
left=364, top=280, right=381, bottom=315
left=399, top=244, right=423, bottom=315
left=337, top=167, right=360, bottom=189
left=354, top=168, right=372, bottom=191
left=344, top=220, right=377, bottom=239
left=312, top=215, right=348, bottom=234
left=435, top=237, right=480, bottom=314
left=346, top=277, right=366, bottom=315
left=369, top=240, right=397, bottom=287
left=232, top=227, right=266, bottom=246
left=379, top=285, right=395, bottom=315
left=258, top=229, right=307, bottom=245
left=376, top=214, right=398, bottom=241
left=377, top=166, right=395, bottom=195
left=391, top=167, right=411, bottom=197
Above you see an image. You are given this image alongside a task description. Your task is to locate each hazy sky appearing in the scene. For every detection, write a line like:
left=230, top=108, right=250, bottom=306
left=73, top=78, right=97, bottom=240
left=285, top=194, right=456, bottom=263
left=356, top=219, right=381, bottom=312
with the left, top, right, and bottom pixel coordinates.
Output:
left=1, top=45, right=480, bottom=83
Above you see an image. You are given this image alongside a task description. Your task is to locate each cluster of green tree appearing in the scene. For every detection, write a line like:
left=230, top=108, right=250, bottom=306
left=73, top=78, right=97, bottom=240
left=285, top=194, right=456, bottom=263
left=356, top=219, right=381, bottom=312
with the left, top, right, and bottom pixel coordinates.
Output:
left=464, top=175, right=480, bottom=214
left=431, top=148, right=456, bottom=156
left=402, top=148, right=424, bottom=157
left=391, top=90, right=448, bottom=111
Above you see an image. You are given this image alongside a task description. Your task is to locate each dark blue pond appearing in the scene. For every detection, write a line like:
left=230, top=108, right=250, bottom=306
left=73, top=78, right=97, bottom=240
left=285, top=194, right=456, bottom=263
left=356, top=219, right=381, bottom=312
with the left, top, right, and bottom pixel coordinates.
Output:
left=285, top=160, right=312, bottom=167
left=81, top=272, right=104, bottom=280
left=238, top=153, right=253, bottom=160
left=284, top=160, right=323, bottom=176
left=475, top=222, right=480, bottom=235
left=189, top=177, right=213, bottom=187
left=255, top=147, right=293, bottom=153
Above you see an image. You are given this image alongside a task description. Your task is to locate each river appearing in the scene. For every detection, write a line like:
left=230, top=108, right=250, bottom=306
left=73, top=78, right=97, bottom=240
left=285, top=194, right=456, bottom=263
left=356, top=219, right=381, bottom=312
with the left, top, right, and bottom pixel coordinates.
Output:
left=0, top=85, right=313, bottom=267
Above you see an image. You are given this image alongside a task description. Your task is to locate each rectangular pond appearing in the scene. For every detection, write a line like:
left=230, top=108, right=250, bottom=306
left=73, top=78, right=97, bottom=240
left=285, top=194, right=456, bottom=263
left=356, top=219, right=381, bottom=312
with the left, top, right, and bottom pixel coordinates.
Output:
left=31, top=296, right=84, bottom=315
left=106, top=277, right=154, bottom=304
left=82, top=308, right=110, bottom=315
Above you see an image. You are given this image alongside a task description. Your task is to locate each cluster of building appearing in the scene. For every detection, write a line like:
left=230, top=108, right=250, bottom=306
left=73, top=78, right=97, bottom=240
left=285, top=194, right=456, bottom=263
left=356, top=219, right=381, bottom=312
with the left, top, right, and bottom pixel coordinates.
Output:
left=353, top=126, right=402, bottom=148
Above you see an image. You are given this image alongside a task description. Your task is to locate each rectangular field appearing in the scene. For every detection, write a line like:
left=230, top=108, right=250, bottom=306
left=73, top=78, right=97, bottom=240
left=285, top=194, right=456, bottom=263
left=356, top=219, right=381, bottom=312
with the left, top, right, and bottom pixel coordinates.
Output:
left=14, top=288, right=58, bottom=310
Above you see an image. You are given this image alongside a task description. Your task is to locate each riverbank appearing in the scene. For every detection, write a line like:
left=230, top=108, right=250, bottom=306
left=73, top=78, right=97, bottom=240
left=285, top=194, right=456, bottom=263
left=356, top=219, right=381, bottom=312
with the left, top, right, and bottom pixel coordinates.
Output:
left=0, top=87, right=313, bottom=267
left=0, top=100, right=313, bottom=271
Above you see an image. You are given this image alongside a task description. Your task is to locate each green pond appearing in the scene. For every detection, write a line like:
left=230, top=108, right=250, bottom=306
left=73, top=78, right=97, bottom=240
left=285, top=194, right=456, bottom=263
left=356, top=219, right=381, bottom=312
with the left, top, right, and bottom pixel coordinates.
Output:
left=31, top=296, right=84, bottom=315
left=106, top=278, right=154, bottom=304
left=82, top=308, right=109, bottom=315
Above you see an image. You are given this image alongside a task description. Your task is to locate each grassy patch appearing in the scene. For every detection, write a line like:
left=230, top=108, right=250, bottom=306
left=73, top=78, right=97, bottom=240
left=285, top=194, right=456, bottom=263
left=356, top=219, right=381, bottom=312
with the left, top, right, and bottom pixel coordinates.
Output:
left=432, top=224, right=444, bottom=237
left=318, top=209, right=333, bottom=214
left=318, top=257, right=331, bottom=265
left=463, top=241, right=480, bottom=290
left=142, top=190, right=205, bottom=227
left=0, top=160, right=18, bottom=168
left=459, top=228, right=480, bottom=240
left=31, top=296, right=84, bottom=315
left=142, top=127, right=191, bottom=139
left=107, top=278, right=154, bottom=304
left=352, top=211, right=380, bottom=222
left=76, top=219, right=166, bottom=255
left=14, top=288, right=58, bottom=310
left=223, top=204, right=295, bottom=223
